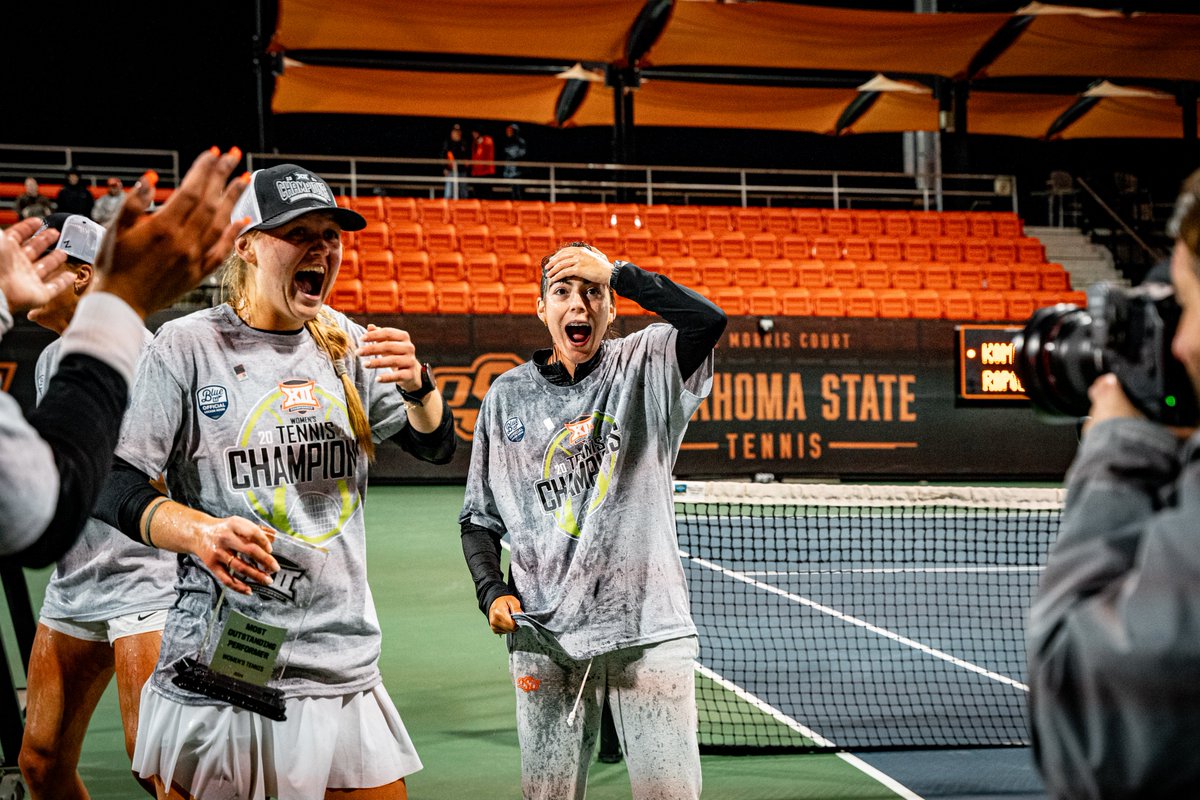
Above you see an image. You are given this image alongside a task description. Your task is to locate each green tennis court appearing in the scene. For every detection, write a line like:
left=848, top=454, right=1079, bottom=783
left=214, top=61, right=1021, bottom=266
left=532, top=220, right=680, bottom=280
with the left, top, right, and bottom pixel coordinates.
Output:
left=6, top=485, right=909, bottom=799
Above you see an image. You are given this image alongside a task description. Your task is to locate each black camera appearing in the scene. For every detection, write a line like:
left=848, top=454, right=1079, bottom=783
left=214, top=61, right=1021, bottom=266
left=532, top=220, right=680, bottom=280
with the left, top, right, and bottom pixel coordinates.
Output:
left=1012, top=283, right=1199, bottom=426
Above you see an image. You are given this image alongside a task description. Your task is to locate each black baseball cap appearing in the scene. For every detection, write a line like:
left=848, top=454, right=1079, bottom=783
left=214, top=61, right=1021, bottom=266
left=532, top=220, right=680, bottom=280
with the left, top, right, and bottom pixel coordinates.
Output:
left=231, top=163, right=366, bottom=236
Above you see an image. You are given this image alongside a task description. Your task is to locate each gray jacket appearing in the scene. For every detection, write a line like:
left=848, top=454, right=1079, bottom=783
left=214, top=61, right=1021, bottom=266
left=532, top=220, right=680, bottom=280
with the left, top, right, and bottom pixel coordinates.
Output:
left=1028, top=417, right=1200, bottom=799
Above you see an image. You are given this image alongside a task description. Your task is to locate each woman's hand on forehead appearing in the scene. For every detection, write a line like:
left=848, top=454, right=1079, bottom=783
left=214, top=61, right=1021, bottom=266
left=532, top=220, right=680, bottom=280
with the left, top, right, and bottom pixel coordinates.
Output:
left=544, top=246, right=613, bottom=288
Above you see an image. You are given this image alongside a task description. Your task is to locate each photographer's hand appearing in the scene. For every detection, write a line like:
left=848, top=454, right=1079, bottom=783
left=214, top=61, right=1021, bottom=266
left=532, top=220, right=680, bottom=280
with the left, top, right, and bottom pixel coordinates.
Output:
left=1083, top=374, right=1143, bottom=435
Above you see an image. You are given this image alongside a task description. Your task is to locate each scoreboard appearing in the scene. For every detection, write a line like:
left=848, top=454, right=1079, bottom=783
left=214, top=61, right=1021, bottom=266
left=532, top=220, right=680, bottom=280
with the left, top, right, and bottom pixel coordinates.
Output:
left=956, top=324, right=1027, bottom=402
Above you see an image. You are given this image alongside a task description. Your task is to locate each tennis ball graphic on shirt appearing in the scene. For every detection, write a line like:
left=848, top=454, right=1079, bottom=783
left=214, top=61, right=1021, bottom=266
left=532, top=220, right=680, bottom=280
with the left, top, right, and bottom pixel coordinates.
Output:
left=535, top=411, right=622, bottom=538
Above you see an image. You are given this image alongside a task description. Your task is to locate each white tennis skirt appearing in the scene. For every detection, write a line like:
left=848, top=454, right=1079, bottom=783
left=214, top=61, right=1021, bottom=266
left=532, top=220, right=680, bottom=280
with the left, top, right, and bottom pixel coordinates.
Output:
left=132, top=682, right=423, bottom=800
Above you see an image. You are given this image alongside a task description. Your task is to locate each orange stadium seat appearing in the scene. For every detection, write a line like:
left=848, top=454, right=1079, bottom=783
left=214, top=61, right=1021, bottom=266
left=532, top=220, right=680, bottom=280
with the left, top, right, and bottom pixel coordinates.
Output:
left=717, top=231, right=749, bottom=258
left=424, top=223, right=458, bottom=253
left=655, top=229, right=687, bottom=258
left=793, top=209, right=824, bottom=236
left=590, top=228, right=620, bottom=254
left=902, top=237, right=933, bottom=262
left=796, top=260, right=828, bottom=288
left=500, top=253, right=535, bottom=284
left=396, top=251, right=430, bottom=282
left=921, top=262, right=953, bottom=290
left=389, top=221, right=423, bottom=252
left=400, top=280, right=437, bottom=314
left=912, top=212, right=942, bottom=238
left=1011, top=262, right=1041, bottom=291
left=705, top=207, right=734, bottom=233
left=763, top=259, right=796, bottom=287
left=953, top=263, right=985, bottom=290
left=962, top=237, right=990, bottom=263
left=641, top=205, right=672, bottom=231
left=436, top=281, right=471, bottom=314
left=1061, top=290, right=1087, bottom=306
left=483, top=200, right=514, bottom=226
left=384, top=197, right=417, bottom=223
left=731, top=258, right=764, bottom=287
left=779, top=287, right=812, bottom=316
left=842, top=236, right=872, bottom=262
left=330, top=279, right=364, bottom=314
left=811, top=288, right=846, bottom=317
left=458, top=224, right=491, bottom=256
left=933, top=238, right=963, bottom=263
left=431, top=252, right=465, bottom=282
left=472, top=282, right=507, bottom=314
left=417, top=198, right=449, bottom=224
left=524, top=226, right=556, bottom=255
left=745, top=286, right=779, bottom=315
left=1005, top=291, right=1037, bottom=321
left=983, top=263, right=1014, bottom=291
left=555, top=227, right=588, bottom=248
left=711, top=286, right=746, bottom=315
left=686, top=231, right=718, bottom=258
left=1016, top=237, right=1046, bottom=263
left=942, top=212, right=970, bottom=238
left=1034, top=291, right=1067, bottom=309
left=732, top=208, right=763, bottom=233
left=609, top=203, right=642, bottom=232
left=491, top=225, right=525, bottom=256
left=506, top=283, right=540, bottom=315
left=993, top=212, right=1023, bottom=238
left=779, top=234, right=810, bottom=260
left=940, top=289, right=975, bottom=320
left=339, top=250, right=360, bottom=280
left=513, top=201, right=548, bottom=228
left=622, top=230, right=656, bottom=260
left=449, top=199, right=484, bottom=226
left=671, top=206, right=704, bottom=234
left=700, top=258, right=733, bottom=288
left=890, top=263, right=922, bottom=290
left=364, top=280, right=400, bottom=314
left=828, top=261, right=859, bottom=289
left=359, top=250, right=395, bottom=282
left=763, top=208, right=795, bottom=235
left=908, top=289, right=942, bottom=319
left=1040, top=264, right=1070, bottom=291
left=973, top=290, right=1007, bottom=321
left=810, top=236, right=841, bottom=261
left=580, top=203, right=610, bottom=231
left=876, top=288, right=910, bottom=318
left=844, top=288, right=878, bottom=318
left=548, top=203, right=579, bottom=229
left=873, top=236, right=903, bottom=262
left=855, top=210, right=884, bottom=236
left=615, top=294, right=646, bottom=317
left=858, top=261, right=890, bottom=290
left=350, top=196, right=385, bottom=224
left=666, top=257, right=702, bottom=286
left=967, top=213, right=996, bottom=239
left=357, top=221, right=390, bottom=252
left=824, top=210, right=854, bottom=236
left=749, top=232, right=779, bottom=259
left=882, top=212, right=914, bottom=237
left=638, top=256, right=666, bottom=274
left=988, top=239, right=1017, bottom=264
left=466, top=253, right=500, bottom=283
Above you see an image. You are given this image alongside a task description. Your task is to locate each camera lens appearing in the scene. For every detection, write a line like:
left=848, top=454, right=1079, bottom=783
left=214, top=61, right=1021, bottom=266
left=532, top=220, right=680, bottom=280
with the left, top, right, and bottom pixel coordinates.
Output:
left=1013, top=303, right=1104, bottom=418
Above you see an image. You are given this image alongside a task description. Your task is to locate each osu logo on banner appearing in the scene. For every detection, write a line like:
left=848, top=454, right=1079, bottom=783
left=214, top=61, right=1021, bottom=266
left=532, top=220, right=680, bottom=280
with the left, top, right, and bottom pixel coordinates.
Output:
left=433, top=353, right=524, bottom=441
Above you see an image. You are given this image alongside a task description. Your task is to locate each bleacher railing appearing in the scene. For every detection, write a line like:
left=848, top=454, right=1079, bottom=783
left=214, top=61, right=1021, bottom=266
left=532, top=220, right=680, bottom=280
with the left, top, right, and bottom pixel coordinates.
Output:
left=0, top=143, right=180, bottom=191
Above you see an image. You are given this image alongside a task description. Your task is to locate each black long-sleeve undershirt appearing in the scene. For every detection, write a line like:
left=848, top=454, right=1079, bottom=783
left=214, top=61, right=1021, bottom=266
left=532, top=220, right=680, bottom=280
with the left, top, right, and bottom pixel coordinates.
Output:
left=7, top=355, right=127, bottom=567
left=463, top=260, right=726, bottom=615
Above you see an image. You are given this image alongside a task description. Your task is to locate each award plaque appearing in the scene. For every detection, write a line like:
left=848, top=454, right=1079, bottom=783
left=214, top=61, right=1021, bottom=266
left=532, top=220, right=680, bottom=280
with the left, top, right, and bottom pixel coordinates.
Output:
left=172, top=533, right=329, bottom=721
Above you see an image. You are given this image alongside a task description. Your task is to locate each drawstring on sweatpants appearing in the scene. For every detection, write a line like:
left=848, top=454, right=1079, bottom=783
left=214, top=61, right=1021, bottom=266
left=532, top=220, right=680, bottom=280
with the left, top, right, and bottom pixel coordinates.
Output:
left=566, top=657, right=593, bottom=726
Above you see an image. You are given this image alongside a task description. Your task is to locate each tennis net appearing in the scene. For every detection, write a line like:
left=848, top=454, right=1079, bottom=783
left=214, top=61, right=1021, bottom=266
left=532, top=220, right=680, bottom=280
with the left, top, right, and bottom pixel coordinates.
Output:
left=675, top=480, right=1064, bottom=753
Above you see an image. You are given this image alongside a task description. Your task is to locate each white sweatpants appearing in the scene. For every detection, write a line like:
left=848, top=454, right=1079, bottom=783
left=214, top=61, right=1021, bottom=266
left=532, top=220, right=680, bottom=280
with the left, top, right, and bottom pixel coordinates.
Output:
left=509, top=631, right=701, bottom=800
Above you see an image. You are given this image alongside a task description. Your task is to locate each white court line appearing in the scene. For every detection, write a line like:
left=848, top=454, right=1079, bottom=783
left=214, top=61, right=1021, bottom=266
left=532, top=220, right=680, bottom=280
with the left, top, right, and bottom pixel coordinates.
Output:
left=745, top=566, right=1042, bottom=576
left=695, top=662, right=925, bottom=800
left=681, top=549, right=1029, bottom=692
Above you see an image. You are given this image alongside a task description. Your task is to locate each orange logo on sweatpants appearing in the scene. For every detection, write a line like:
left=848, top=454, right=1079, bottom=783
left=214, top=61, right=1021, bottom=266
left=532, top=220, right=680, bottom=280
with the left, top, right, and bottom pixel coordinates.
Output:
left=516, top=675, right=541, bottom=692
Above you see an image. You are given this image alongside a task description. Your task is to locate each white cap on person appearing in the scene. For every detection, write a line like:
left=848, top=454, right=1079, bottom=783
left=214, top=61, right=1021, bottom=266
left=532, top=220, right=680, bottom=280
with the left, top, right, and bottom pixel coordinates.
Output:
left=36, top=213, right=106, bottom=265
left=231, top=164, right=366, bottom=236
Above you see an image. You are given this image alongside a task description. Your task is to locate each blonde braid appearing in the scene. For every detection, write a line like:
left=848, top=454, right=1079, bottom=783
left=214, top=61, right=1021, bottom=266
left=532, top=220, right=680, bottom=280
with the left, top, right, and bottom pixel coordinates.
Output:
left=306, top=313, right=376, bottom=462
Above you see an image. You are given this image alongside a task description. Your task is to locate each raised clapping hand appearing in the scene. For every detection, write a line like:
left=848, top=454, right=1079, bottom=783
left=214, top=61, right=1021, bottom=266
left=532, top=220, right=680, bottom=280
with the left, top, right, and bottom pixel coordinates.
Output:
left=542, top=245, right=615, bottom=288
left=0, top=217, right=72, bottom=313
left=356, top=323, right=425, bottom=393
left=92, top=147, right=250, bottom=319
left=488, top=594, right=523, bottom=635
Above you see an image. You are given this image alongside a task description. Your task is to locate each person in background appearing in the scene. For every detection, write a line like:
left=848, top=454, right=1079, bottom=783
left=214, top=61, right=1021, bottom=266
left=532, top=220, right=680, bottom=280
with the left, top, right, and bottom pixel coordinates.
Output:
left=1027, top=169, right=1200, bottom=798
left=97, top=162, right=456, bottom=800
left=55, top=170, right=94, bottom=218
left=18, top=213, right=174, bottom=800
left=92, top=177, right=125, bottom=225
left=0, top=147, right=245, bottom=564
left=501, top=123, right=527, bottom=200
left=441, top=123, right=469, bottom=199
left=460, top=243, right=726, bottom=800
left=469, top=127, right=495, bottom=199
left=15, top=177, right=54, bottom=219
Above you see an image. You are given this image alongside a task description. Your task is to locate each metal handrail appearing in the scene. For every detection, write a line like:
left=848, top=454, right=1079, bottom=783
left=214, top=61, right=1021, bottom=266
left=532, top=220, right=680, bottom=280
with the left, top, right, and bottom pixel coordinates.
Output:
left=1075, top=176, right=1165, bottom=261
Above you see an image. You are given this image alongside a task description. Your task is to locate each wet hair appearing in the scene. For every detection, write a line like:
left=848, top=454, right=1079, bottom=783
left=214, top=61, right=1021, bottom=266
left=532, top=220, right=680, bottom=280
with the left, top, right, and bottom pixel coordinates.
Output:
left=538, top=241, right=614, bottom=300
left=220, top=233, right=376, bottom=460
left=1169, top=169, right=1200, bottom=262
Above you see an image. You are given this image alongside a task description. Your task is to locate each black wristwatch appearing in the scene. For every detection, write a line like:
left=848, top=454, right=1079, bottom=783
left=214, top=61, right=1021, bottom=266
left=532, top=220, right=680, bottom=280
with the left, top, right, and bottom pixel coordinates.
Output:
left=400, top=363, right=436, bottom=406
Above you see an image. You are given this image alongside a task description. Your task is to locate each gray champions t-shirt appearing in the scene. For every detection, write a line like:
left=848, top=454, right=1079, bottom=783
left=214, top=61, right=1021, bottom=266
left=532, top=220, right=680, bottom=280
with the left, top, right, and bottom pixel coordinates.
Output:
left=35, top=335, right=176, bottom=623
left=460, top=323, right=714, bottom=659
left=116, top=305, right=409, bottom=702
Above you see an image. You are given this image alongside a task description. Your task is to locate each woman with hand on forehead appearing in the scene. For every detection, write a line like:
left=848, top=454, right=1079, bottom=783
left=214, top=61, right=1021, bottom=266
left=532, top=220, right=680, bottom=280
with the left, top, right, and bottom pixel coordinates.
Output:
left=460, top=242, right=727, bottom=800
left=97, top=163, right=455, bottom=800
